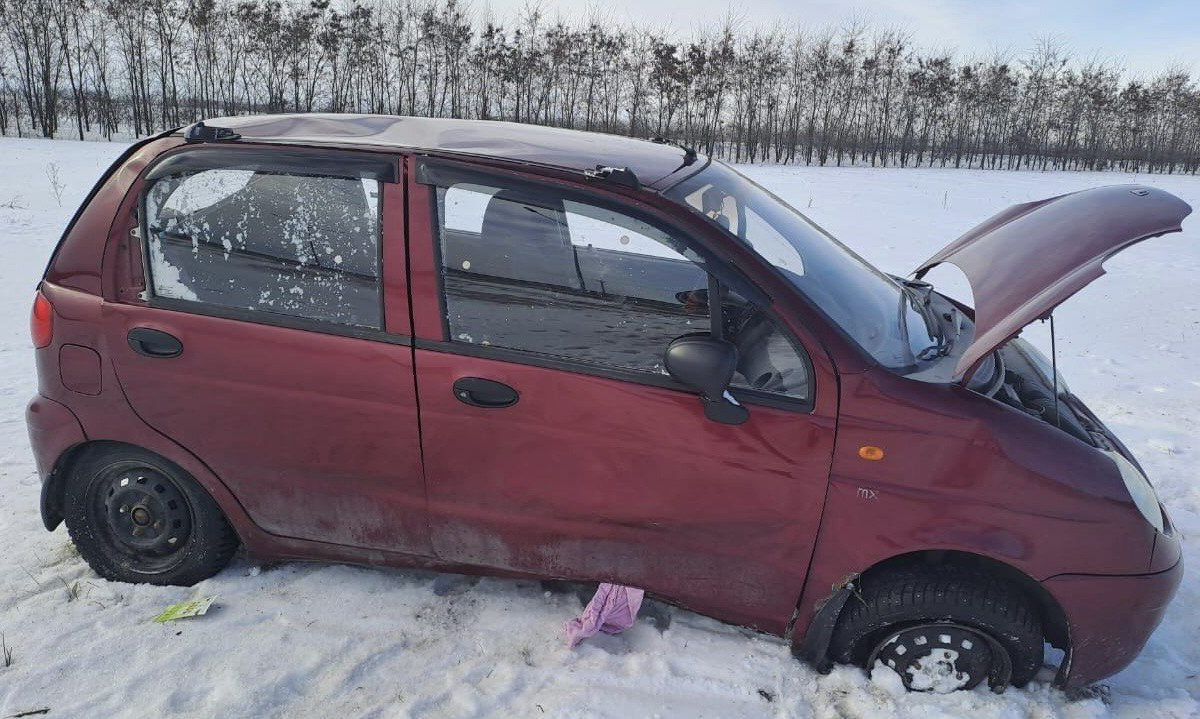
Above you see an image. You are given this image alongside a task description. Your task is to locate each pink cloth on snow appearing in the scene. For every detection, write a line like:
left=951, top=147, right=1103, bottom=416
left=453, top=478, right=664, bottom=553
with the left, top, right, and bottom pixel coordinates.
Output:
left=564, top=583, right=645, bottom=648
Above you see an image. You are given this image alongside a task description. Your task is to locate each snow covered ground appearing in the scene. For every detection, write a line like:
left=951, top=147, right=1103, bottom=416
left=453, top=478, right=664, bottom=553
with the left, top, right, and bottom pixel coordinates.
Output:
left=1, top=136, right=1198, bottom=718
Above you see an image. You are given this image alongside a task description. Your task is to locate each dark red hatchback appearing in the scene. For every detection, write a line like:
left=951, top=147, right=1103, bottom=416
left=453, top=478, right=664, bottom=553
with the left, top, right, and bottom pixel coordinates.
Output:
left=27, top=114, right=1188, bottom=693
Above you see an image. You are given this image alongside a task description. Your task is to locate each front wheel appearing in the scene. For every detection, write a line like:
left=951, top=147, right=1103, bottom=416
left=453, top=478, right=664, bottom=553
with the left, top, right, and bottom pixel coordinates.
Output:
left=828, top=564, right=1043, bottom=692
left=63, top=445, right=239, bottom=586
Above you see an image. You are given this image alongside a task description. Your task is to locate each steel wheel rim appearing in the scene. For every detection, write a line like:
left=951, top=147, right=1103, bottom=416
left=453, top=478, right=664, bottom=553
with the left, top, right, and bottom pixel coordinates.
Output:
left=868, top=623, right=995, bottom=693
left=88, top=462, right=194, bottom=573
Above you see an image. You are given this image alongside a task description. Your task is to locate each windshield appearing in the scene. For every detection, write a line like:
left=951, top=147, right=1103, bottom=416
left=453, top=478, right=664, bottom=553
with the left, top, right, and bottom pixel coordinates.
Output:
left=666, top=162, right=939, bottom=371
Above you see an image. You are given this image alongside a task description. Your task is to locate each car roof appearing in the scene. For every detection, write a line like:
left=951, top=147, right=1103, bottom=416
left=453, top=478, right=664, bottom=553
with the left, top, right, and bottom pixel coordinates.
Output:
left=182, top=114, right=704, bottom=191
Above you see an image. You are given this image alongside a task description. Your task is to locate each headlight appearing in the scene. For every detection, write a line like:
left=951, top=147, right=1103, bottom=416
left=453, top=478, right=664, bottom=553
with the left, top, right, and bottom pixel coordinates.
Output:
left=1105, top=450, right=1164, bottom=532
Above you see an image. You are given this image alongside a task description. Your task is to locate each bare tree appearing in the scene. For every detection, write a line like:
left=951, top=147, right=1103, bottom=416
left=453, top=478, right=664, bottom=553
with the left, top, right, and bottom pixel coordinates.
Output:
left=2, top=0, right=1199, bottom=175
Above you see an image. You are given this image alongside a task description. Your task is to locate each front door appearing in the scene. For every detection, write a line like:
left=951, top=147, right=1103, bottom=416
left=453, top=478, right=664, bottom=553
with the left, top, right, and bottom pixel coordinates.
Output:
left=105, top=146, right=429, bottom=556
left=408, top=160, right=836, bottom=632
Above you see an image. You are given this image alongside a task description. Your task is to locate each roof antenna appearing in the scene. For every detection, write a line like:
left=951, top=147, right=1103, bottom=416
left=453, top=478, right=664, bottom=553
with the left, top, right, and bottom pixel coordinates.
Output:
left=1049, top=313, right=1061, bottom=429
left=650, top=136, right=698, bottom=169
left=183, top=121, right=241, bottom=143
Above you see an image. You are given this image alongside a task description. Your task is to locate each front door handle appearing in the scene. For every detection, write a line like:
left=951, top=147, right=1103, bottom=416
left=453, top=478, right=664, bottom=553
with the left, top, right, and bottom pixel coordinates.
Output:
left=452, top=377, right=519, bottom=408
left=127, top=327, right=183, bottom=358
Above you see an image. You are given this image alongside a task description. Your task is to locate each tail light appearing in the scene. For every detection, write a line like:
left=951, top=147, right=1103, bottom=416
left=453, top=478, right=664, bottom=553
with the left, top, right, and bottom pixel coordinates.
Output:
left=31, top=291, right=53, bottom=348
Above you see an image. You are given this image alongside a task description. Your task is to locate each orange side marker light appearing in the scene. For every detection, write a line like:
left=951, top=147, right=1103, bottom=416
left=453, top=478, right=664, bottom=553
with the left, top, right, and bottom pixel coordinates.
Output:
left=858, top=445, right=885, bottom=461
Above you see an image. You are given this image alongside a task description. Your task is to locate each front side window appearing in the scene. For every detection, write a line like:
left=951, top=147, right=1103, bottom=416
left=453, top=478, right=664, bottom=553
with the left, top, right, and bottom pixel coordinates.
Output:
left=432, top=174, right=811, bottom=402
left=143, top=165, right=382, bottom=328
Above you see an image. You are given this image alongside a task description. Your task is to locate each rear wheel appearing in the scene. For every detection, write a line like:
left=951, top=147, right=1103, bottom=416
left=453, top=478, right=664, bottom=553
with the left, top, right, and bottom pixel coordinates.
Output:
left=63, top=446, right=239, bottom=585
left=828, top=564, right=1043, bottom=692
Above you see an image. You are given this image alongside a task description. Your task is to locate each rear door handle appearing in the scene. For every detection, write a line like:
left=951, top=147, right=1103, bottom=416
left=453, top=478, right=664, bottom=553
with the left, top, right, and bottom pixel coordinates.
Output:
left=452, top=377, right=519, bottom=408
left=127, top=327, right=183, bottom=358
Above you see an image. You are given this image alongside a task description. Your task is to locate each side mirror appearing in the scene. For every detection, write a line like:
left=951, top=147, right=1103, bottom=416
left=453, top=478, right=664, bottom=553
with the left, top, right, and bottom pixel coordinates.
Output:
left=664, top=334, right=749, bottom=425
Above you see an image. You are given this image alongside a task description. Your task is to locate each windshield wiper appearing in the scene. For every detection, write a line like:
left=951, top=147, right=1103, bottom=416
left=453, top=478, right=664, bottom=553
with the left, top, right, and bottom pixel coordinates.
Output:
left=899, top=280, right=953, bottom=360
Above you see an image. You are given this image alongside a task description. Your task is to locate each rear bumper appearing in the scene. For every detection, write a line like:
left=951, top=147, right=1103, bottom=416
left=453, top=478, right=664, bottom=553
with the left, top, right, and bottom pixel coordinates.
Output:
left=26, top=394, right=86, bottom=530
left=1043, top=556, right=1183, bottom=689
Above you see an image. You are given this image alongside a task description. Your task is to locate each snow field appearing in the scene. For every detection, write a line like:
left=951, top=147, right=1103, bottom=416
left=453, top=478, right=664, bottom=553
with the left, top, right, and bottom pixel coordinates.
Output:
left=0, top=137, right=1198, bottom=718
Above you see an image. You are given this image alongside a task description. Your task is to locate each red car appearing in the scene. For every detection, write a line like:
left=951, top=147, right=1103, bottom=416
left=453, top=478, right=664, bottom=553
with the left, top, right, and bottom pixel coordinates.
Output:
left=27, top=114, right=1187, bottom=693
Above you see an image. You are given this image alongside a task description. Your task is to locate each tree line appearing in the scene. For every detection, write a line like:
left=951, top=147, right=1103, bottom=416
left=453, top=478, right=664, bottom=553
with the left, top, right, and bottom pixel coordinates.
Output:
left=3, top=0, right=1200, bottom=173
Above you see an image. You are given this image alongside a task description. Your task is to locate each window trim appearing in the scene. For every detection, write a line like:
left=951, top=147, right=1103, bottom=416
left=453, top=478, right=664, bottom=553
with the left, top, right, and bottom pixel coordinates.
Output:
left=138, top=146, right=391, bottom=333
left=146, top=296, right=412, bottom=346
left=420, top=159, right=816, bottom=413
left=145, top=146, right=398, bottom=184
left=412, top=337, right=810, bottom=413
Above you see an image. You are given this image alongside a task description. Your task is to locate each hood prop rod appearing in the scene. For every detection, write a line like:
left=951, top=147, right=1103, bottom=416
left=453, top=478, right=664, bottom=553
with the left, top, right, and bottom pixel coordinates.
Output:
left=1050, top=313, right=1061, bottom=429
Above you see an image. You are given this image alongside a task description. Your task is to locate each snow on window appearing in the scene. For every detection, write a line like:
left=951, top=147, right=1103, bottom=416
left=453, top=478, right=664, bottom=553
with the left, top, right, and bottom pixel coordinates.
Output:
left=160, top=169, right=253, bottom=215
left=145, top=231, right=199, bottom=302
left=144, top=168, right=382, bottom=328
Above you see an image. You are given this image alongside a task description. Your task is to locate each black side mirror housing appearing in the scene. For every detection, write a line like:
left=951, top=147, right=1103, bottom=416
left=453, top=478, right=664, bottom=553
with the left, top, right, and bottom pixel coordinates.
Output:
left=664, top=333, right=749, bottom=425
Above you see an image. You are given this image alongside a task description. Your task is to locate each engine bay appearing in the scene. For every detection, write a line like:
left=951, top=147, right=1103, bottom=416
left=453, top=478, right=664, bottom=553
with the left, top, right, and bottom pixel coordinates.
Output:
left=982, top=338, right=1115, bottom=449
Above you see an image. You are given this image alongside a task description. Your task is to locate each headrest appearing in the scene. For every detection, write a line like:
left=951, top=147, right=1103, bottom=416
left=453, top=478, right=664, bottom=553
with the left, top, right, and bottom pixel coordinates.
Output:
left=701, top=185, right=726, bottom=214
left=481, top=190, right=568, bottom=249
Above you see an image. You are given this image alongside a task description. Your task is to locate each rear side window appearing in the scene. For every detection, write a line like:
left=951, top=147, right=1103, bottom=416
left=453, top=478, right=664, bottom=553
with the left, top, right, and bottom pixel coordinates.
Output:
left=143, top=164, right=382, bottom=328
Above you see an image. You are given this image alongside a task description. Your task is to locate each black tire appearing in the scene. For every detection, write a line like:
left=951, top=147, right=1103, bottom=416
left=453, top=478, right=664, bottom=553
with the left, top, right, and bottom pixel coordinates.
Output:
left=62, top=445, right=239, bottom=586
left=828, top=563, right=1043, bottom=690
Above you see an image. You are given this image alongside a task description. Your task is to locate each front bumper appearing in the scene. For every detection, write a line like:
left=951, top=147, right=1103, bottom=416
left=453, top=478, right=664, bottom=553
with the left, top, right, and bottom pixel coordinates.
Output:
left=1042, top=555, right=1182, bottom=689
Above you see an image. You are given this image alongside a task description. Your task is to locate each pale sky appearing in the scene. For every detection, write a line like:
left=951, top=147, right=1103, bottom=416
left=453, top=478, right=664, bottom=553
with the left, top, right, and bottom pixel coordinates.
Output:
left=476, top=0, right=1197, bottom=78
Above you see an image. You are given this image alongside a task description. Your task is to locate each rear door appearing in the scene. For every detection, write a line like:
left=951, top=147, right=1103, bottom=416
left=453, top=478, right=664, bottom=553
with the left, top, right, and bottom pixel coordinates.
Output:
left=407, top=159, right=837, bottom=632
left=104, top=145, right=430, bottom=556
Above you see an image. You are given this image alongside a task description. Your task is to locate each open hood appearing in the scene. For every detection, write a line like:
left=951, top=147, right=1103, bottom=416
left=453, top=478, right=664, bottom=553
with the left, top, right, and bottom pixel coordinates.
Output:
left=914, top=185, right=1192, bottom=380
